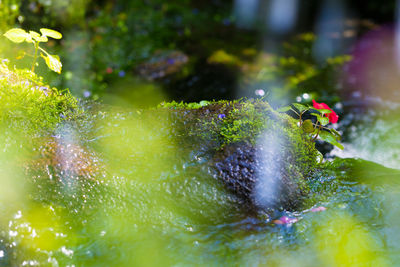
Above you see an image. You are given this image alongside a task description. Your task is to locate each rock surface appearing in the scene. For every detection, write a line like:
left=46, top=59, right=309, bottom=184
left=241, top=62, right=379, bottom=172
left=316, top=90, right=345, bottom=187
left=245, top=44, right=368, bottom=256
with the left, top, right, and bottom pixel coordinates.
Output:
left=23, top=99, right=318, bottom=212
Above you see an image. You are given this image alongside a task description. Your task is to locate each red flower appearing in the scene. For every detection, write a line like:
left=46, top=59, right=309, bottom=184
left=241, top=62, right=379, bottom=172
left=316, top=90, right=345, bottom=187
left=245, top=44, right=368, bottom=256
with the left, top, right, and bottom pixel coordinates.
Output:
left=312, top=100, right=339, bottom=123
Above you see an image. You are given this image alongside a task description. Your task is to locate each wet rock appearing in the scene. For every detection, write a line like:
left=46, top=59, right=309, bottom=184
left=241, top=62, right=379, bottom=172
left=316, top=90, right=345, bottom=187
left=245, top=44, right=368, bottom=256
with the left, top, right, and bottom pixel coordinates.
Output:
left=23, top=99, right=318, bottom=213
left=213, top=142, right=310, bottom=211
left=136, top=50, right=189, bottom=80
left=26, top=137, right=106, bottom=183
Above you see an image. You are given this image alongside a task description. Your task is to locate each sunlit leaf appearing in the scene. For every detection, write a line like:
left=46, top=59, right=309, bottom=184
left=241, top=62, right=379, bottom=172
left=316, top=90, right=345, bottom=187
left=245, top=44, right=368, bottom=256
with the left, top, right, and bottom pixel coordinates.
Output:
left=25, top=35, right=33, bottom=43
left=292, top=103, right=308, bottom=112
left=41, top=53, right=62, bottom=73
left=3, top=28, right=29, bottom=43
left=29, top=31, right=48, bottom=42
left=319, top=130, right=344, bottom=150
left=29, top=31, right=40, bottom=39
left=40, top=28, right=62, bottom=39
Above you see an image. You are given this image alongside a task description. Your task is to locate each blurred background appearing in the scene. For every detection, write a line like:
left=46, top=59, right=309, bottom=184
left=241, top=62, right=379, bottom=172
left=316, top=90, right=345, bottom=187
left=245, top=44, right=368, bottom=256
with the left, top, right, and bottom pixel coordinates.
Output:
left=0, top=0, right=396, bottom=106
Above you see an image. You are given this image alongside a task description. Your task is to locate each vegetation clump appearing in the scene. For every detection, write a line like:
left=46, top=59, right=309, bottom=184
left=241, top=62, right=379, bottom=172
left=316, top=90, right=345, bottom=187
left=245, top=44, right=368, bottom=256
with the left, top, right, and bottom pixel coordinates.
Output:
left=0, top=60, right=79, bottom=134
left=161, top=99, right=319, bottom=210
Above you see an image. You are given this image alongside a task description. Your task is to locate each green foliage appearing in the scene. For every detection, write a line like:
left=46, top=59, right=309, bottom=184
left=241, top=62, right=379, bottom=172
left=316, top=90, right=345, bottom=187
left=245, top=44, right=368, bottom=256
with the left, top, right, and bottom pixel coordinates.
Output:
left=277, top=102, right=343, bottom=150
left=0, top=60, right=79, bottom=134
left=0, top=0, right=20, bottom=32
left=3, top=27, right=62, bottom=73
left=240, top=33, right=352, bottom=104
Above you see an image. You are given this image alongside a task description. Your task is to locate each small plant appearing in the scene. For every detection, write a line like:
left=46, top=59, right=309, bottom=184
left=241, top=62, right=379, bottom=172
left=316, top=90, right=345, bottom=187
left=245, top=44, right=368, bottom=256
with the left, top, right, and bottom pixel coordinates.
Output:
left=3, top=28, right=62, bottom=73
left=278, top=100, right=343, bottom=150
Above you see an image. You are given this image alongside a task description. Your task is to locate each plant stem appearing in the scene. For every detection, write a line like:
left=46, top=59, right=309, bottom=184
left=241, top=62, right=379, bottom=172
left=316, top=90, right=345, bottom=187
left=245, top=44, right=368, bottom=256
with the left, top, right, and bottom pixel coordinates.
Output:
left=299, top=111, right=304, bottom=126
left=312, top=123, right=322, bottom=141
left=31, top=42, right=38, bottom=72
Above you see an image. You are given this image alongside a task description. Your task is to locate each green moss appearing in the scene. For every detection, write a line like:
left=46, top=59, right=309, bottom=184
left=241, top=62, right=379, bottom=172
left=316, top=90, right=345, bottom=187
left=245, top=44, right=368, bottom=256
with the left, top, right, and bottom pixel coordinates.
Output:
left=0, top=60, right=80, bottom=135
left=160, top=98, right=319, bottom=209
left=158, top=100, right=212, bottom=110
left=162, top=98, right=318, bottom=175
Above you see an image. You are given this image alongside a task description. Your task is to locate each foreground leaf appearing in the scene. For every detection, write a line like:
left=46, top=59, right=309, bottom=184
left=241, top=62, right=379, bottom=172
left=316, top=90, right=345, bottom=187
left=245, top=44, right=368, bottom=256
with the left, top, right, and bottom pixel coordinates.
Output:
left=3, top=28, right=29, bottom=43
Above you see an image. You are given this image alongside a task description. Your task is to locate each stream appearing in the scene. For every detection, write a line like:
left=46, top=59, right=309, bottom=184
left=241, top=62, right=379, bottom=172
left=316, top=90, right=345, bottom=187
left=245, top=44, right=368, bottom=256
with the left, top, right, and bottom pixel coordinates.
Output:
left=0, top=99, right=399, bottom=266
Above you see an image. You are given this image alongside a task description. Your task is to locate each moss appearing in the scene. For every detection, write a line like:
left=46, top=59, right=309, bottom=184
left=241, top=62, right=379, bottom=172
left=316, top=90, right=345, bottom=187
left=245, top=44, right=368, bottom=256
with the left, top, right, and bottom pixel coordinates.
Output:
left=158, top=100, right=212, bottom=110
left=163, top=99, right=317, bottom=162
left=0, top=60, right=80, bottom=135
left=161, top=99, right=319, bottom=210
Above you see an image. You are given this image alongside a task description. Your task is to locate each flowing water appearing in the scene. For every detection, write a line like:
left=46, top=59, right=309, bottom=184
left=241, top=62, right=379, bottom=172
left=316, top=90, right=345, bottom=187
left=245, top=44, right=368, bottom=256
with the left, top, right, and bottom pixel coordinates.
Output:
left=1, top=101, right=400, bottom=266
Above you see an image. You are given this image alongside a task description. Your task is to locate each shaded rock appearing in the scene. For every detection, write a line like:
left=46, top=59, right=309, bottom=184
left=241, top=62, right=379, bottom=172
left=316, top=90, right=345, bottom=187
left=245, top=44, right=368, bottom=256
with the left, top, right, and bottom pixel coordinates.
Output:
left=136, top=50, right=189, bottom=80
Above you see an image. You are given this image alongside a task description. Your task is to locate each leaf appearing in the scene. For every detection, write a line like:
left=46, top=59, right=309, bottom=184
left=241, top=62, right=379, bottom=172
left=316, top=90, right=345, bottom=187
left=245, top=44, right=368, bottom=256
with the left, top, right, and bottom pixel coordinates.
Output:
left=319, top=131, right=344, bottom=150
left=301, top=119, right=315, bottom=133
left=41, top=53, right=62, bottom=73
left=277, top=106, right=291, bottom=112
left=312, top=113, right=329, bottom=126
left=29, top=31, right=40, bottom=39
left=330, top=128, right=342, bottom=140
left=40, top=28, right=62, bottom=39
left=310, top=108, right=332, bottom=114
left=292, top=103, right=308, bottom=112
left=29, top=31, right=48, bottom=42
left=3, top=28, right=29, bottom=43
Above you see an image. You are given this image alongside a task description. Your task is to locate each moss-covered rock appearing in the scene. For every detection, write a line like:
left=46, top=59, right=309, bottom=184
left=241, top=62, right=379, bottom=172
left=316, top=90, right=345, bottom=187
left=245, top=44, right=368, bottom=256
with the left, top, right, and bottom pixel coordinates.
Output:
left=12, top=92, right=318, bottom=213
left=161, top=99, right=319, bottom=211
left=0, top=60, right=79, bottom=135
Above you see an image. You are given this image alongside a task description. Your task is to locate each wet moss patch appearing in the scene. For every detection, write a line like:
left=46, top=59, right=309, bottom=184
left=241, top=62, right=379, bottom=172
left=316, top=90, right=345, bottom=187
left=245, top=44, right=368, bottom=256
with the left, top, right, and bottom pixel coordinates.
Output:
left=0, top=61, right=80, bottom=135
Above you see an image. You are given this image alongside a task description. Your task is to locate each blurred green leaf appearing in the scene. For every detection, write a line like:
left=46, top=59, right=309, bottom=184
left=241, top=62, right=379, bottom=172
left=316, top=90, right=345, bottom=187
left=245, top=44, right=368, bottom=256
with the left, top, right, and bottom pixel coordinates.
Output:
left=3, top=28, right=28, bottom=43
